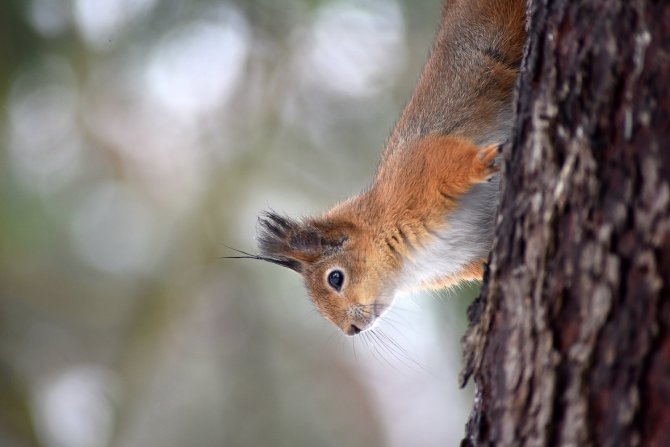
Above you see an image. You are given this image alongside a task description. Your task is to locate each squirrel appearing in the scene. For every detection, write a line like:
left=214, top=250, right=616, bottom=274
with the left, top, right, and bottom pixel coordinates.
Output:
left=234, top=0, right=526, bottom=336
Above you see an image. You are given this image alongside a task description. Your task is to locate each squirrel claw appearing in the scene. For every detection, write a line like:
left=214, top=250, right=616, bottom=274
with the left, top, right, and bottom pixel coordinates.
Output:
left=473, top=145, right=501, bottom=181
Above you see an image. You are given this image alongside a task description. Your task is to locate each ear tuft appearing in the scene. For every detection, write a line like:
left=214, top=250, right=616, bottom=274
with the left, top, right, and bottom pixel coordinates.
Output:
left=257, top=211, right=301, bottom=260
left=257, top=211, right=349, bottom=269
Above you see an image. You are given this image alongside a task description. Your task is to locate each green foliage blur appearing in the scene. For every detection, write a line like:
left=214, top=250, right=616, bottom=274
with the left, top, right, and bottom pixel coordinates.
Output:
left=0, top=1, right=479, bottom=446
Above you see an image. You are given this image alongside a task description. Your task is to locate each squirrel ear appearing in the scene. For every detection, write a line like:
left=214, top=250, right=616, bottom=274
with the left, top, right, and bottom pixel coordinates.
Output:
left=257, top=212, right=346, bottom=271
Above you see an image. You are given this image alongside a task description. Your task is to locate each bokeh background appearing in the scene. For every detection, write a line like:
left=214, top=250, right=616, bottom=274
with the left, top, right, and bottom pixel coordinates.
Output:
left=0, top=0, right=481, bottom=446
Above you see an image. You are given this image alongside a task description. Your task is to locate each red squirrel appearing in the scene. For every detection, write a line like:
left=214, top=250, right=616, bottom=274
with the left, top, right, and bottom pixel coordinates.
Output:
left=239, top=0, right=526, bottom=336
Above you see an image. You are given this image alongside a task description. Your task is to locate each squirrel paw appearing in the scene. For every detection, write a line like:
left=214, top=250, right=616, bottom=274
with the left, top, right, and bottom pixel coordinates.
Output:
left=472, top=145, right=501, bottom=182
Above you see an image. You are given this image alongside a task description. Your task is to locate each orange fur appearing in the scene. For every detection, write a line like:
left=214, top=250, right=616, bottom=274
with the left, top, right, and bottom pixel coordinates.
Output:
left=255, top=0, right=526, bottom=335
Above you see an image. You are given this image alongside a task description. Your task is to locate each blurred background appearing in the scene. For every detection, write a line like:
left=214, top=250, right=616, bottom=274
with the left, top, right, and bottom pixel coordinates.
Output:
left=0, top=0, right=481, bottom=446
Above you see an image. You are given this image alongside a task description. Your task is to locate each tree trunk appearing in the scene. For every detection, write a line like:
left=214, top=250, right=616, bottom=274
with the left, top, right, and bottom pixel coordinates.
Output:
left=461, top=1, right=670, bottom=446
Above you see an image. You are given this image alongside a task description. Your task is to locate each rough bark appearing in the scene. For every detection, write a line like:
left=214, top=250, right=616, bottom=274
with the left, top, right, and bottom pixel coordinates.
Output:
left=462, top=1, right=670, bottom=446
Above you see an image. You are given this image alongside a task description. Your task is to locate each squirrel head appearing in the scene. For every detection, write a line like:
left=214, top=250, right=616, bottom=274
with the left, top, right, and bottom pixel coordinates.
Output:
left=256, top=211, right=396, bottom=336
left=246, top=137, right=501, bottom=335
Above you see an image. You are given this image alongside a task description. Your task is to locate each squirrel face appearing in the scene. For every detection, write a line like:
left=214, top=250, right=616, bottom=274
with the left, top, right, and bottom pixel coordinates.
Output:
left=257, top=212, right=397, bottom=335
left=253, top=138, right=501, bottom=336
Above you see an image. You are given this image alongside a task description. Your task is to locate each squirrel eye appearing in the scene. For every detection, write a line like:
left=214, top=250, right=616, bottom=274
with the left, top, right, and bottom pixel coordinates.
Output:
left=327, top=270, right=344, bottom=291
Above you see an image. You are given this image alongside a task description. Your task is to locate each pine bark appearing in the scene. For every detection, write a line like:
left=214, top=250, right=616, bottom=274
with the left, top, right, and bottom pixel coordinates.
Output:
left=461, top=1, right=670, bottom=446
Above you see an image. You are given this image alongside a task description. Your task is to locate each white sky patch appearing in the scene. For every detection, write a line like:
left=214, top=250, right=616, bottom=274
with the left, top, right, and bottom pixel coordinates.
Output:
left=74, top=0, right=158, bottom=49
left=32, top=365, right=118, bottom=447
left=145, top=9, right=250, bottom=117
left=299, top=0, right=406, bottom=97
left=85, top=83, right=210, bottom=213
left=7, top=56, right=83, bottom=193
left=27, top=0, right=72, bottom=38
left=359, top=295, right=473, bottom=447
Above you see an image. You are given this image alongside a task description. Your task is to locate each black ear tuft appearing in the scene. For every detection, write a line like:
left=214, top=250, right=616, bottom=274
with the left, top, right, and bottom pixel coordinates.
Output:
left=257, top=211, right=330, bottom=255
left=257, top=211, right=300, bottom=259
left=257, top=210, right=351, bottom=269
left=253, top=211, right=305, bottom=272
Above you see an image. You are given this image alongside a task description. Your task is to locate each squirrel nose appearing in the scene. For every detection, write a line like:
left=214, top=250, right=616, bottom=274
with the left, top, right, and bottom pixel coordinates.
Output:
left=345, top=324, right=362, bottom=336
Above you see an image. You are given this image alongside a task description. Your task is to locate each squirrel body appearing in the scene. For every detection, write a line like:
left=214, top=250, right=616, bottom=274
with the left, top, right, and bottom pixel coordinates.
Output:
left=255, top=0, right=526, bottom=335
